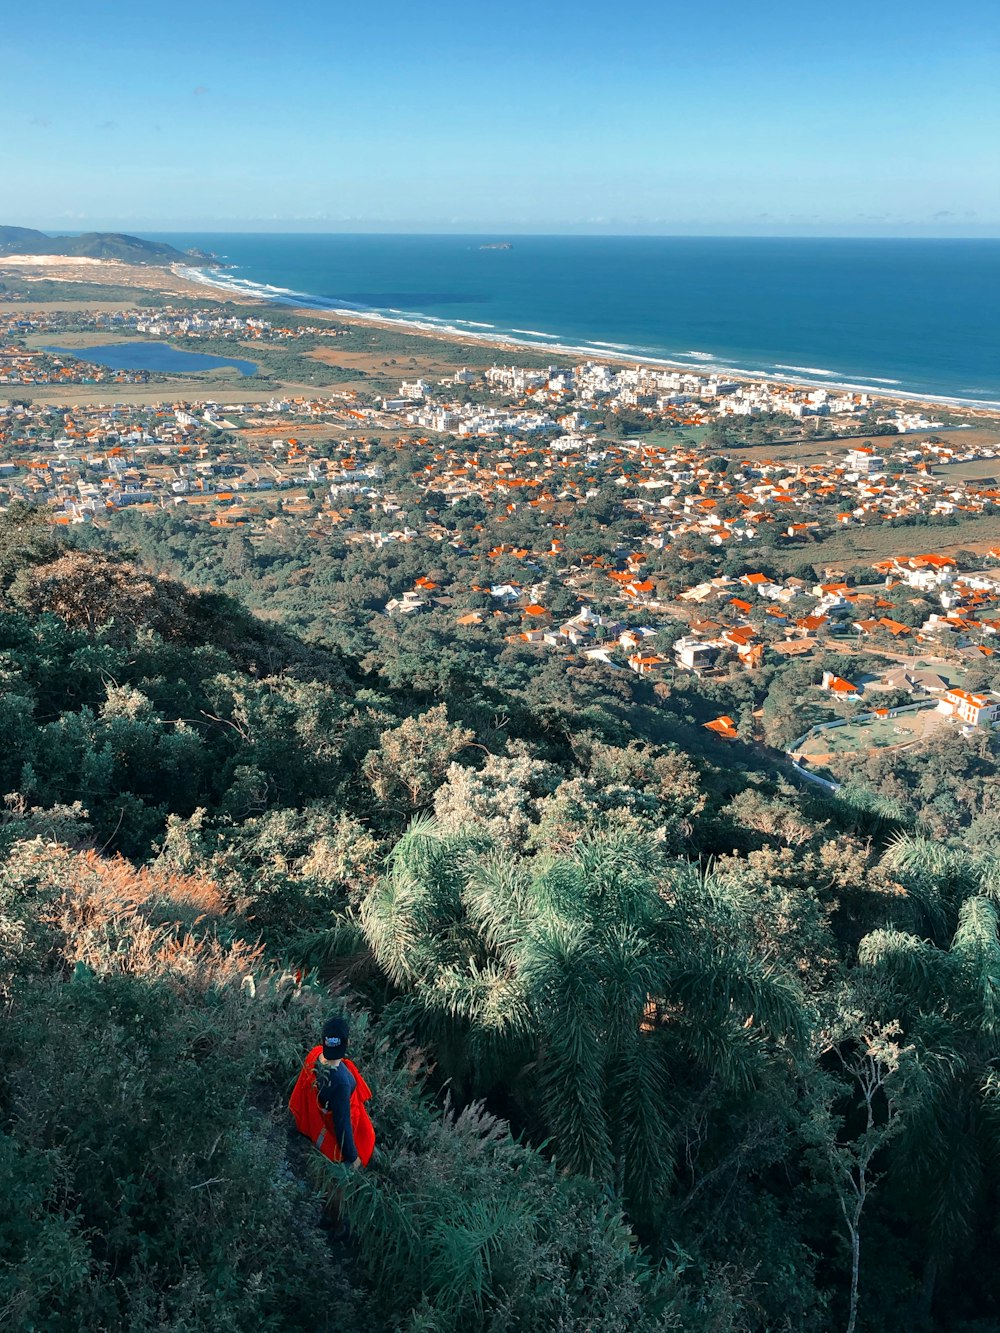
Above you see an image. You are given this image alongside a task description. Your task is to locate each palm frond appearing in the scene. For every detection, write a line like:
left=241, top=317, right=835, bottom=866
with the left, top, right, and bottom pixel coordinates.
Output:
left=461, top=851, right=536, bottom=965
left=881, top=831, right=953, bottom=879
left=598, top=925, right=668, bottom=1055
left=359, top=865, right=437, bottom=988
left=530, top=856, right=587, bottom=923
left=670, top=943, right=809, bottom=1055
left=361, top=816, right=485, bottom=986
left=881, top=832, right=980, bottom=940
left=951, top=897, right=1000, bottom=1035
left=427, top=960, right=532, bottom=1040
left=671, top=1008, right=765, bottom=1091
left=857, top=927, right=946, bottom=1009
left=574, top=831, right=663, bottom=899
left=520, top=919, right=614, bottom=1178
left=290, top=912, right=368, bottom=969
left=606, top=1034, right=675, bottom=1207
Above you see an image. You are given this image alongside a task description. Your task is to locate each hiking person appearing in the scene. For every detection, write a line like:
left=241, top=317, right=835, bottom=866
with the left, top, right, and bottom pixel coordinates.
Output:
left=289, top=1015, right=376, bottom=1168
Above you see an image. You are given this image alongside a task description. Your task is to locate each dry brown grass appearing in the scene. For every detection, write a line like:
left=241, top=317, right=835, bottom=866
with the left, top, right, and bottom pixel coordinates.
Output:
left=8, top=841, right=268, bottom=991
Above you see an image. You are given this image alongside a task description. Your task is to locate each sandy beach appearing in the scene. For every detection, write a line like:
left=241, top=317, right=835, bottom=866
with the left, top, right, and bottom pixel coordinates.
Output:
left=176, top=263, right=1000, bottom=418
left=3, top=255, right=999, bottom=421
left=0, top=255, right=218, bottom=300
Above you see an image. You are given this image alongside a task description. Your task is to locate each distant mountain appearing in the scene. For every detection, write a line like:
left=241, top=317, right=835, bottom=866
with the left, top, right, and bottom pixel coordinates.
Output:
left=0, top=226, right=216, bottom=267
left=0, top=226, right=48, bottom=247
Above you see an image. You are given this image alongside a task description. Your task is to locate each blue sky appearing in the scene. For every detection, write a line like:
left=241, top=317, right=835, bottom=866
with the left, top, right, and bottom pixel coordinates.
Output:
left=2, top=0, right=997, bottom=235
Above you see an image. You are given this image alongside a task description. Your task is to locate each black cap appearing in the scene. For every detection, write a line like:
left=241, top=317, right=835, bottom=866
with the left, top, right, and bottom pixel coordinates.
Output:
left=321, top=1015, right=349, bottom=1061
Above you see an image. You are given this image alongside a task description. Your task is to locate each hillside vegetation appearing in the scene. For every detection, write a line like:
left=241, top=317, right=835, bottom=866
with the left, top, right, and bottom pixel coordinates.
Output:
left=3, top=506, right=1000, bottom=1331
left=0, top=225, right=211, bottom=266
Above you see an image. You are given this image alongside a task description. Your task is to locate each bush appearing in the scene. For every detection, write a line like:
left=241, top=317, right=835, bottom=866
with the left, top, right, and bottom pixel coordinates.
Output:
left=315, top=1094, right=737, bottom=1333
left=0, top=841, right=362, bottom=1331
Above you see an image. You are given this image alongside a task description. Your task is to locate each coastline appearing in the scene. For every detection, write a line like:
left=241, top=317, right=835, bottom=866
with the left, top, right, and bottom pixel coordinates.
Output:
left=0, top=254, right=222, bottom=302
left=174, top=264, right=1000, bottom=416
left=3, top=253, right=998, bottom=418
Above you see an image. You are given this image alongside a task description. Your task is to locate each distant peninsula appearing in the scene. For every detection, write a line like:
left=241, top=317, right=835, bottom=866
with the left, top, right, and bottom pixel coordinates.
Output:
left=0, top=226, right=216, bottom=267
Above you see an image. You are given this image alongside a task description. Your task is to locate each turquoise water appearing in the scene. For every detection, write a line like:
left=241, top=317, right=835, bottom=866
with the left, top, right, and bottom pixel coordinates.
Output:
left=153, top=234, right=999, bottom=405
left=45, top=341, right=259, bottom=376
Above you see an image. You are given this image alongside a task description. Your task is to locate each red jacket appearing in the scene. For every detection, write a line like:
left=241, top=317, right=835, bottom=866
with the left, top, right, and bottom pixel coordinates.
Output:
left=288, top=1046, right=376, bottom=1167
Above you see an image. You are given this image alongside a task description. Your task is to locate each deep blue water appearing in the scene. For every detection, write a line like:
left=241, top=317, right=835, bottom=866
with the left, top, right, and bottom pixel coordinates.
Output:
left=45, top=341, right=259, bottom=376
left=152, top=234, right=999, bottom=404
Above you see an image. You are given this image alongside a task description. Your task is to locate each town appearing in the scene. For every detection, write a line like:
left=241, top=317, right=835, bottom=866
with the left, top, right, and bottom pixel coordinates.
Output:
left=0, top=303, right=343, bottom=385
left=2, top=306, right=1000, bottom=788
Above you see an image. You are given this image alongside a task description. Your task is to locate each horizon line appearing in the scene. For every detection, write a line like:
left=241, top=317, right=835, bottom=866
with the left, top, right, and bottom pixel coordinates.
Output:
left=20, top=224, right=1000, bottom=242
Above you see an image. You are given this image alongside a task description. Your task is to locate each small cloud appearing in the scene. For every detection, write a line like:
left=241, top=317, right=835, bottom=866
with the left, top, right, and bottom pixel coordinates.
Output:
left=932, top=210, right=955, bottom=220
left=29, top=114, right=52, bottom=128
left=97, top=120, right=118, bottom=131
left=193, top=85, right=209, bottom=96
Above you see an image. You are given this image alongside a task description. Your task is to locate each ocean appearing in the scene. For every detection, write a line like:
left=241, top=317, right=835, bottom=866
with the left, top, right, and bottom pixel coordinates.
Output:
left=149, top=234, right=1000, bottom=407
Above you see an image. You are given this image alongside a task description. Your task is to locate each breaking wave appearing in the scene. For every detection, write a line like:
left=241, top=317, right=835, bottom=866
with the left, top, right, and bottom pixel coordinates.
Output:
left=774, top=364, right=839, bottom=377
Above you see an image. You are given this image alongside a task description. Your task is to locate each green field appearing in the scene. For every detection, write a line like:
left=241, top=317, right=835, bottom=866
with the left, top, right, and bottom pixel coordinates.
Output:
left=797, top=705, right=945, bottom=758
left=628, top=425, right=712, bottom=448
left=775, top=513, right=1000, bottom=574
left=931, top=458, right=1000, bottom=483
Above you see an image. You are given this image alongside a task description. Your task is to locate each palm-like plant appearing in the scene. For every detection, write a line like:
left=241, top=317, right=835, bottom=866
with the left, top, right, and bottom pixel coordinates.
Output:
left=858, top=890, right=1000, bottom=1315
left=357, top=817, right=808, bottom=1213
left=879, top=830, right=983, bottom=945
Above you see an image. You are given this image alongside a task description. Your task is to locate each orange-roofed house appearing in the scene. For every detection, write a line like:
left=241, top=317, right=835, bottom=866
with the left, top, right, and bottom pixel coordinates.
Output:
left=773, top=637, right=816, bottom=658
left=626, top=579, right=656, bottom=598
left=914, top=554, right=957, bottom=569
left=628, top=652, right=668, bottom=676
left=938, top=688, right=1000, bottom=728
left=704, top=715, right=738, bottom=740
left=891, top=554, right=958, bottom=591
left=723, top=625, right=757, bottom=649
left=822, top=671, right=861, bottom=700
left=878, top=617, right=911, bottom=638
left=797, top=614, right=829, bottom=633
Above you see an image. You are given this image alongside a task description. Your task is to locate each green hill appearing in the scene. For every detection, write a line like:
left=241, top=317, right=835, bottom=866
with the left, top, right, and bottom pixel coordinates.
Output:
left=0, top=225, right=215, bottom=266
left=4, top=503, right=1000, bottom=1331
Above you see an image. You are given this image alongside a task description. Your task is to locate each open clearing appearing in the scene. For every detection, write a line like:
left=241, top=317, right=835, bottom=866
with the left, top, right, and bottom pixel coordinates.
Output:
left=931, top=457, right=1000, bottom=483
left=797, top=704, right=950, bottom=761
left=775, top=513, right=1000, bottom=573
left=0, top=376, right=308, bottom=407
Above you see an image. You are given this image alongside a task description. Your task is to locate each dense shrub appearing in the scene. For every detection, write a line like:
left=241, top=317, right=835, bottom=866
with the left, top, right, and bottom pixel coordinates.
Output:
left=1, top=839, right=720, bottom=1332
left=317, top=1096, right=736, bottom=1333
left=0, top=843, right=361, bottom=1331
left=5, top=510, right=1000, bottom=1330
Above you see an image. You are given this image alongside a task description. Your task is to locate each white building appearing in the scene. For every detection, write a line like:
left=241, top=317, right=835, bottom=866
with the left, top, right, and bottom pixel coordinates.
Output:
left=673, top=636, right=719, bottom=672
left=845, top=447, right=885, bottom=474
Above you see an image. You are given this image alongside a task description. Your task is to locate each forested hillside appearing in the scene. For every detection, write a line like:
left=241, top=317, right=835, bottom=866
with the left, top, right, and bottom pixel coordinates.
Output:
left=3, top=504, right=1000, bottom=1331
left=0, top=225, right=208, bottom=265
